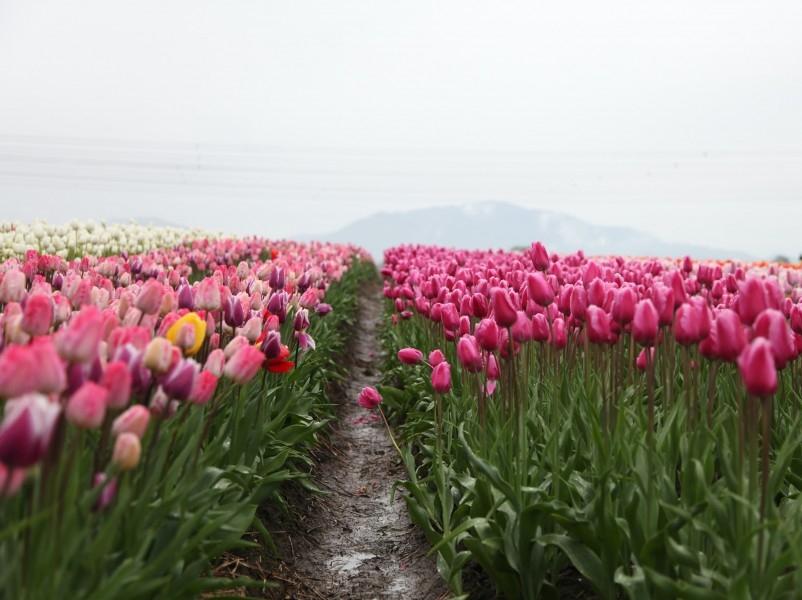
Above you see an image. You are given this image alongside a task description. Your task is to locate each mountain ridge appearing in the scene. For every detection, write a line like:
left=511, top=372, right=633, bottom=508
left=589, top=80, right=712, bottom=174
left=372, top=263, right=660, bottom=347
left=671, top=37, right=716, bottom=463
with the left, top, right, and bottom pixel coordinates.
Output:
left=297, top=202, right=753, bottom=261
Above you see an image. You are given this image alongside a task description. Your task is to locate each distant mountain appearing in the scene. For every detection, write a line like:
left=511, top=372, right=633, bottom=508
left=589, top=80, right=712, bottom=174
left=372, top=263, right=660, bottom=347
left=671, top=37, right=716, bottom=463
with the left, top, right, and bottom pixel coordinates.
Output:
left=110, top=216, right=182, bottom=228
left=298, top=202, right=753, bottom=262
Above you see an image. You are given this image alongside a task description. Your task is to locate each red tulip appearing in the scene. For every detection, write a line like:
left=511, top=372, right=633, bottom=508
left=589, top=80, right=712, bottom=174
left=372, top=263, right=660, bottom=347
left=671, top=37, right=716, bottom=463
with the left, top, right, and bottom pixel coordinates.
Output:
left=531, top=242, right=550, bottom=271
left=586, top=306, right=613, bottom=344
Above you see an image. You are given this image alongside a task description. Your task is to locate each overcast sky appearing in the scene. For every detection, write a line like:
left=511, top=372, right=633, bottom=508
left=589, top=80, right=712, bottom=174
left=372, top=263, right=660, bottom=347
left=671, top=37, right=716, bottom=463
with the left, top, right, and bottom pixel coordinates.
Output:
left=1, top=1, right=801, bottom=258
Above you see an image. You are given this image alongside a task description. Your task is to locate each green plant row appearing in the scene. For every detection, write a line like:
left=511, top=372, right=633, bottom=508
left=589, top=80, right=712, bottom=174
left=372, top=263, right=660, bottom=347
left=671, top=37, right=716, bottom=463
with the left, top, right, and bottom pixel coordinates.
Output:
left=381, top=310, right=802, bottom=600
left=0, top=258, right=375, bottom=600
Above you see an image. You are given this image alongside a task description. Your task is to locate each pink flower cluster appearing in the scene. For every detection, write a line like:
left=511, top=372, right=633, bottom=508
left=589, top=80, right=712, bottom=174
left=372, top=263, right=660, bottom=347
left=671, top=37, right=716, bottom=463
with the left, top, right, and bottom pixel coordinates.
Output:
left=0, top=237, right=364, bottom=498
left=383, top=243, right=802, bottom=399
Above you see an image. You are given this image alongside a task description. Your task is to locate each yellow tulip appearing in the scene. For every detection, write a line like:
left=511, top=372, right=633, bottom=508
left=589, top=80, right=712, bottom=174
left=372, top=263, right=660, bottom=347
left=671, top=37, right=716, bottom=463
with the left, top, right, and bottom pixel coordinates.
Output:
left=165, top=312, right=207, bottom=356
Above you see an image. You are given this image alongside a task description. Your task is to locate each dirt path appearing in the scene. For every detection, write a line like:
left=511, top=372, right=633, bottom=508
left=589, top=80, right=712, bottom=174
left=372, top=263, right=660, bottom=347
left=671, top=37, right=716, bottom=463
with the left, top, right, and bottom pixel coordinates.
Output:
left=267, top=285, right=447, bottom=599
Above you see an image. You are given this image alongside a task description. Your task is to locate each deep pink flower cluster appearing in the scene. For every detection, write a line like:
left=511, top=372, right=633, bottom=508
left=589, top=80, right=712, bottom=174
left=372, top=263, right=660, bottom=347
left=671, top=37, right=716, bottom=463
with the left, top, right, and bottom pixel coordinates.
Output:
left=382, top=243, right=802, bottom=399
left=0, top=237, right=365, bottom=498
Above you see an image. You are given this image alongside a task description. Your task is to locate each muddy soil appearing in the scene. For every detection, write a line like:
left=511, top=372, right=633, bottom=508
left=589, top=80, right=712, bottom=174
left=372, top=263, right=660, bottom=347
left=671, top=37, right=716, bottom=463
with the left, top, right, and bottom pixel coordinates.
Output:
left=265, top=285, right=448, bottom=600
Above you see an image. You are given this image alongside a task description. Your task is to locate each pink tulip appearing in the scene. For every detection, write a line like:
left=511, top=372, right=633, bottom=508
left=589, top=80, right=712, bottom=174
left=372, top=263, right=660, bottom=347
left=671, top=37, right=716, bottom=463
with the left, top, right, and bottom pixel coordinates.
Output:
left=611, top=287, right=637, bottom=325
left=491, top=288, right=518, bottom=328
left=100, top=361, right=132, bottom=410
left=204, top=349, right=226, bottom=377
left=713, top=309, right=746, bottom=362
left=738, top=338, right=777, bottom=397
left=550, top=317, right=567, bottom=349
left=112, top=405, right=150, bottom=439
left=633, top=300, right=659, bottom=346
left=530, top=242, right=550, bottom=271
left=92, top=473, right=118, bottom=511
left=0, top=393, right=61, bottom=468
left=135, top=280, right=165, bottom=315
left=189, top=371, right=218, bottom=405
left=431, top=361, right=452, bottom=393
left=474, top=318, right=500, bottom=352
left=112, top=432, right=141, bottom=471
left=526, top=272, right=553, bottom=307
left=66, top=382, right=108, bottom=429
left=398, top=348, right=424, bottom=365
left=0, top=339, right=66, bottom=398
left=456, top=335, right=483, bottom=373
left=738, top=278, right=767, bottom=326
left=195, top=278, right=222, bottom=312
left=21, top=293, right=53, bottom=336
left=0, top=270, right=26, bottom=303
left=753, top=309, right=796, bottom=369
left=586, top=306, right=613, bottom=344
left=636, top=347, right=655, bottom=371
left=569, top=286, right=588, bottom=321
left=357, top=386, right=382, bottom=410
left=55, top=305, right=104, bottom=364
left=0, top=463, right=26, bottom=497
left=673, top=300, right=710, bottom=346
left=428, top=349, right=445, bottom=367
left=223, top=345, right=265, bottom=384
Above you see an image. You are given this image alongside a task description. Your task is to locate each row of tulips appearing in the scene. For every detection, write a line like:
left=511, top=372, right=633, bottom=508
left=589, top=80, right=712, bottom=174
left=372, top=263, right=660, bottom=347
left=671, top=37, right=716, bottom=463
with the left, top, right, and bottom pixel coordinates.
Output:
left=0, top=235, right=371, bottom=598
left=0, top=220, right=228, bottom=260
left=379, top=243, right=802, bottom=599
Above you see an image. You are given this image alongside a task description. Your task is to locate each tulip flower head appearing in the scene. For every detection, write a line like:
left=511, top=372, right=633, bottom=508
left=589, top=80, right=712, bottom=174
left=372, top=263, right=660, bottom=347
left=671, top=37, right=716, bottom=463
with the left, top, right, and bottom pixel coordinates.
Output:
left=357, top=386, right=382, bottom=410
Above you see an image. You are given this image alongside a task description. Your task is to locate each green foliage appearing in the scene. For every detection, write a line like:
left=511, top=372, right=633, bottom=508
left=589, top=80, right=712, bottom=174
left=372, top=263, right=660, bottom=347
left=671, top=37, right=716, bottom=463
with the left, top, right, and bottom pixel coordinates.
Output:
left=0, top=259, right=376, bottom=599
left=382, top=310, right=802, bottom=599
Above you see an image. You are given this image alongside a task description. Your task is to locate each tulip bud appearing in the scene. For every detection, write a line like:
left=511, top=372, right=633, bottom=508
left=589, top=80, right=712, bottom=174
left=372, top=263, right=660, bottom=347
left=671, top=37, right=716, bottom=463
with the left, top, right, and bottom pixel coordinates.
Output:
left=431, top=361, right=452, bottom=393
left=135, top=280, right=165, bottom=315
left=0, top=270, right=26, bottom=304
left=0, top=393, right=61, bottom=467
left=112, top=432, right=141, bottom=471
left=223, top=295, right=245, bottom=328
left=189, top=370, right=218, bottom=405
left=204, top=348, right=225, bottom=377
left=66, top=382, right=108, bottom=429
left=531, top=242, right=550, bottom=271
left=397, top=347, right=424, bottom=365
left=636, top=347, right=655, bottom=371
left=633, top=300, right=659, bottom=346
left=111, top=405, right=150, bottom=439
left=223, top=345, right=265, bottom=384
left=357, top=386, right=382, bottom=409
left=195, top=278, right=222, bottom=312
left=161, top=359, right=198, bottom=401
left=316, top=303, right=332, bottom=316
left=550, top=317, right=567, bottom=349
left=713, top=309, right=746, bottom=362
left=143, top=338, right=174, bottom=374
left=21, top=293, right=53, bottom=337
left=55, top=305, right=104, bottom=364
left=738, top=338, right=777, bottom=397
left=457, top=335, right=483, bottom=373
left=474, top=318, right=500, bottom=352
left=738, top=278, right=767, bottom=326
left=526, top=272, right=553, bottom=307
left=100, top=361, right=132, bottom=410
left=269, top=267, right=285, bottom=290
left=491, top=288, right=518, bottom=328
left=428, top=349, right=445, bottom=367
left=586, top=306, right=613, bottom=344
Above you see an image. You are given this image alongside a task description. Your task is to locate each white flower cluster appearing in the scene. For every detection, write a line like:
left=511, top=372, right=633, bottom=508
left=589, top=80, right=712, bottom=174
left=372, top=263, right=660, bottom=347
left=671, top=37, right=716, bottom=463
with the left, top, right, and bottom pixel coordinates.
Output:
left=0, top=220, right=229, bottom=260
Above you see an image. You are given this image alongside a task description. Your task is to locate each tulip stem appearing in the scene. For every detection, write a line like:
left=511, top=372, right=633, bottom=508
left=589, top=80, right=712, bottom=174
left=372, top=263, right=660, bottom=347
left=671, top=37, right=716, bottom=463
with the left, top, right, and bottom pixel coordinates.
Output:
left=378, top=407, right=403, bottom=460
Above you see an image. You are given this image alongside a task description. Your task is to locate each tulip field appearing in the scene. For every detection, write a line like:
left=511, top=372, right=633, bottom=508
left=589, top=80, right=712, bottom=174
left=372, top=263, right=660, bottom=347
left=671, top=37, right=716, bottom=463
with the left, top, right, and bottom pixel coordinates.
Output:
left=377, top=244, right=802, bottom=599
left=3, top=222, right=802, bottom=599
left=0, top=223, right=373, bottom=598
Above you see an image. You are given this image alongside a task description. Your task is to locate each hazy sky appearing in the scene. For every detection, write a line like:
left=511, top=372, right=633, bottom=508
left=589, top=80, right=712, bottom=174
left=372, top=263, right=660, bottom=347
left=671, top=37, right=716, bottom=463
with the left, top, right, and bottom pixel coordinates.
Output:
left=1, top=1, right=801, bottom=258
